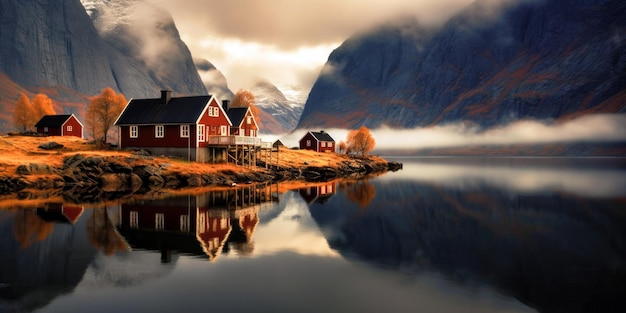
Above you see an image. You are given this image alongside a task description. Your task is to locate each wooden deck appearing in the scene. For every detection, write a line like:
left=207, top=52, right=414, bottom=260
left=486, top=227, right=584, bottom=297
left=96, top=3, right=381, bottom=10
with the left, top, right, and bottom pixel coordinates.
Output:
left=206, top=135, right=275, bottom=166
left=207, top=135, right=272, bottom=149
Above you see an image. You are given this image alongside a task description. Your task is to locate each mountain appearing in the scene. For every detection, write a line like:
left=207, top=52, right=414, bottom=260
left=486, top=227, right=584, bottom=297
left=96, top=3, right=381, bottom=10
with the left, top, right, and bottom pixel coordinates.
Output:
left=249, top=78, right=304, bottom=134
left=194, top=58, right=234, bottom=101
left=0, top=0, right=207, bottom=132
left=80, top=0, right=206, bottom=97
left=297, top=0, right=626, bottom=130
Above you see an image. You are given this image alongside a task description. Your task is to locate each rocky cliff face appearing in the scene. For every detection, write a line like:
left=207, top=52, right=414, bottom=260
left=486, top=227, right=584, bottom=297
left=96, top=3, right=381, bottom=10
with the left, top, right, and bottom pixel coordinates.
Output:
left=0, top=0, right=205, bottom=105
left=297, top=0, right=626, bottom=130
left=81, top=0, right=206, bottom=97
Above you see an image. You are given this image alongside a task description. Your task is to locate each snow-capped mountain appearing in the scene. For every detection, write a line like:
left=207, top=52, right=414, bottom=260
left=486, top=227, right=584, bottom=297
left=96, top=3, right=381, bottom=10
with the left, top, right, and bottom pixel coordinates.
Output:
left=249, top=78, right=304, bottom=134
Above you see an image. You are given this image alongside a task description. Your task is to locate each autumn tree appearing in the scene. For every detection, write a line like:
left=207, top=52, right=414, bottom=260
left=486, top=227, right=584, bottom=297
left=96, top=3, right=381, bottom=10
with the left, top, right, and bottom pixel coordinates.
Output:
left=231, top=89, right=261, bottom=123
left=338, top=141, right=347, bottom=154
left=13, top=93, right=36, bottom=132
left=346, top=125, right=376, bottom=156
left=31, top=93, right=56, bottom=122
left=341, top=180, right=377, bottom=209
left=87, top=87, right=127, bottom=143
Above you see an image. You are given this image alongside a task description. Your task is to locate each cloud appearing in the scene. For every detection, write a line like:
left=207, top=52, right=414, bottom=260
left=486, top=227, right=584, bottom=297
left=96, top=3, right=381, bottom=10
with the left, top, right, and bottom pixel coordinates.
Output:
left=144, top=0, right=474, bottom=92
left=147, top=0, right=473, bottom=50
left=262, top=114, right=626, bottom=150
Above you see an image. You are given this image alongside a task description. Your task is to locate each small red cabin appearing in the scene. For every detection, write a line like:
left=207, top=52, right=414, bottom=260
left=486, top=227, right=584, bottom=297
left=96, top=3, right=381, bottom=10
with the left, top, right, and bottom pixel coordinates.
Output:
left=34, top=114, right=84, bottom=138
left=299, top=130, right=335, bottom=153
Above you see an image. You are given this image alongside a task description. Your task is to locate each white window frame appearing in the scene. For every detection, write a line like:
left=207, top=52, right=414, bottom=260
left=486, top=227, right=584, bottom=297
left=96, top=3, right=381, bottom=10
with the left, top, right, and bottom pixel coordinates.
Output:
left=321, top=141, right=326, bottom=147
left=130, top=126, right=138, bottom=138
left=328, top=142, right=333, bottom=147
left=197, top=124, right=205, bottom=142
left=247, top=116, right=252, bottom=124
left=155, top=125, right=164, bottom=138
left=180, top=215, right=190, bottom=232
left=306, top=140, right=311, bottom=147
left=220, top=125, right=227, bottom=135
left=67, top=125, right=72, bottom=132
left=214, top=107, right=220, bottom=116
left=180, top=125, right=189, bottom=138
left=130, top=211, right=138, bottom=229
left=155, top=213, right=165, bottom=230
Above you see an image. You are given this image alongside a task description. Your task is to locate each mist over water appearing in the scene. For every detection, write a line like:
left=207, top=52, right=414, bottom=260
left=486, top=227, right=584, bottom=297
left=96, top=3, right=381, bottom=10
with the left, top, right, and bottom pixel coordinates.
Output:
left=264, top=114, right=626, bottom=150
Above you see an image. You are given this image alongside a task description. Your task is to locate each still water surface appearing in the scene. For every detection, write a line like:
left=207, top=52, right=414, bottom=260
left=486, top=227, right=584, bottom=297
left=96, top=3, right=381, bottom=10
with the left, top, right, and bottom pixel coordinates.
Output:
left=1, top=157, right=625, bottom=312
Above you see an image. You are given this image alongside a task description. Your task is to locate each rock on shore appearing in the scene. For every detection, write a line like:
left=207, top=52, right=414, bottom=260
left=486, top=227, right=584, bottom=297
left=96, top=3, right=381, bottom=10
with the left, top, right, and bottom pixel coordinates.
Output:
left=0, top=153, right=401, bottom=202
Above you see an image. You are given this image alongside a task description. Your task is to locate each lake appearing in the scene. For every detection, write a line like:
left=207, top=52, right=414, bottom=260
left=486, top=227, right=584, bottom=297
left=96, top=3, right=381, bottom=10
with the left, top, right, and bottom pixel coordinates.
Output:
left=1, top=157, right=625, bottom=312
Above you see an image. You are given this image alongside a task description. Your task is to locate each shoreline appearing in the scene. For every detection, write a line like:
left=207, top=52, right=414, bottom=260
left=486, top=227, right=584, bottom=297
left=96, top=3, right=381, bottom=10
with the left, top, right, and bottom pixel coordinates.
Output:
left=0, top=136, right=402, bottom=203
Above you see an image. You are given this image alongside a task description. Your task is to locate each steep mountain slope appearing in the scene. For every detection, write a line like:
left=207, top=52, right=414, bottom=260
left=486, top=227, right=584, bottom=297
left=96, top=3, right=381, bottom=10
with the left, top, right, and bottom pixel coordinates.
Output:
left=0, top=0, right=207, bottom=132
left=194, top=58, right=234, bottom=101
left=249, top=79, right=304, bottom=134
left=297, top=0, right=626, bottom=130
left=80, top=0, right=206, bottom=97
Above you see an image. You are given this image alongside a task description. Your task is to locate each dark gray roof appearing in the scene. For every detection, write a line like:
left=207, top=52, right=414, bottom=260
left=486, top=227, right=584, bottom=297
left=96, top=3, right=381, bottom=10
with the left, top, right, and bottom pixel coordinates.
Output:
left=310, top=131, right=334, bottom=142
left=35, top=115, right=73, bottom=128
left=115, top=96, right=212, bottom=125
left=227, top=107, right=248, bottom=127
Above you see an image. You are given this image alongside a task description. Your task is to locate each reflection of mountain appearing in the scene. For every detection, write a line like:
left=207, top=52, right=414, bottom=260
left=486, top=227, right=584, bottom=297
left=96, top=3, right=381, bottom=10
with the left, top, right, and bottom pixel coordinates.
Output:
left=117, top=187, right=272, bottom=261
left=307, top=180, right=626, bottom=313
left=0, top=210, right=98, bottom=312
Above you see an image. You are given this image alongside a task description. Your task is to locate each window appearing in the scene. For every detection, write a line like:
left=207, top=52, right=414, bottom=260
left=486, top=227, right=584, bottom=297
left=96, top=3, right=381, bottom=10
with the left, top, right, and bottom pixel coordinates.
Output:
left=211, top=125, right=216, bottom=132
left=43, top=127, right=48, bottom=132
left=155, top=125, right=164, bottom=138
left=209, top=106, right=219, bottom=117
left=321, top=185, right=326, bottom=194
left=197, top=124, right=205, bottom=142
left=250, top=129, right=256, bottom=137
left=306, top=140, right=311, bottom=147
left=67, top=125, right=72, bottom=132
left=130, top=126, right=138, bottom=138
left=247, top=116, right=252, bottom=124
left=220, top=125, right=227, bottom=135
left=321, top=142, right=326, bottom=147
left=328, top=184, right=333, bottom=193
left=130, top=211, right=138, bottom=229
left=155, top=213, right=165, bottom=230
left=198, top=213, right=206, bottom=233
left=180, top=125, right=189, bottom=138
left=328, top=142, right=333, bottom=147
left=180, top=215, right=190, bottom=233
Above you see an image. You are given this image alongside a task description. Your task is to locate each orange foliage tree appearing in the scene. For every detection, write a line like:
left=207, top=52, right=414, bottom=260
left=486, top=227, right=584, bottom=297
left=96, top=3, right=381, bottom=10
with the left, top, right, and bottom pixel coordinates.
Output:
left=31, top=93, right=56, bottom=124
left=341, top=180, right=377, bottom=208
left=231, top=89, right=261, bottom=123
left=346, top=125, right=376, bottom=156
left=87, top=88, right=127, bottom=143
left=338, top=141, right=347, bottom=154
left=13, top=93, right=36, bottom=132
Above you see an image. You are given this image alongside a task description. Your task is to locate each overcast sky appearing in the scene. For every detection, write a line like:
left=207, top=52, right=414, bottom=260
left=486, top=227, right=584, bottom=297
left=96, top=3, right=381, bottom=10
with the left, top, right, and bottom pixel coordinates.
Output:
left=146, top=0, right=473, bottom=95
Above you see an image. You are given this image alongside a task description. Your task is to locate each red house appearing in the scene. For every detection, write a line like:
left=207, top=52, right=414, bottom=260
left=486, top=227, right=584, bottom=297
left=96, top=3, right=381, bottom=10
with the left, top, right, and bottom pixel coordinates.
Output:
left=299, top=130, right=335, bottom=153
left=299, top=182, right=336, bottom=204
left=34, top=114, right=84, bottom=138
left=114, top=90, right=232, bottom=162
left=227, top=106, right=259, bottom=137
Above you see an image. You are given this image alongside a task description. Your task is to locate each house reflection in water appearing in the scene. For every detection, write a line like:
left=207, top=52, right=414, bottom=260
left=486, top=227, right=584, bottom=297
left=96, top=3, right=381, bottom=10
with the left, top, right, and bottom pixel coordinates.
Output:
left=117, top=185, right=277, bottom=261
left=299, top=182, right=336, bottom=204
left=36, top=203, right=84, bottom=224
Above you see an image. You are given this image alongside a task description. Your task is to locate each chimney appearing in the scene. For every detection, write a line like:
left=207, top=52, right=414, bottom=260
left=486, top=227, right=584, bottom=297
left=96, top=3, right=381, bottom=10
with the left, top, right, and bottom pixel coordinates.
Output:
left=222, top=100, right=230, bottom=112
left=320, top=130, right=325, bottom=134
left=160, top=90, right=171, bottom=104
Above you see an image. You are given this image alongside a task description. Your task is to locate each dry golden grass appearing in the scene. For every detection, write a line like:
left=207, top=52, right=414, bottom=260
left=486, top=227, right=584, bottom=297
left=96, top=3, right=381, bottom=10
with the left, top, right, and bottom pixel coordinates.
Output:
left=0, top=135, right=388, bottom=184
